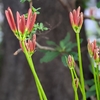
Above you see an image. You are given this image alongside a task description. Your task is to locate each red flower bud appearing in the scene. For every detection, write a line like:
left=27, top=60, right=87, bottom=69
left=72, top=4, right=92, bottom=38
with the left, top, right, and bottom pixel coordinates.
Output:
left=5, top=7, right=17, bottom=33
left=20, top=34, right=36, bottom=54
left=69, top=6, right=83, bottom=33
left=16, top=12, right=26, bottom=34
left=67, top=55, right=75, bottom=69
left=87, top=39, right=97, bottom=57
left=26, top=9, right=37, bottom=33
left=93, top=49, right=99, bottom=63
left=5, top=7, right=37, bottom=39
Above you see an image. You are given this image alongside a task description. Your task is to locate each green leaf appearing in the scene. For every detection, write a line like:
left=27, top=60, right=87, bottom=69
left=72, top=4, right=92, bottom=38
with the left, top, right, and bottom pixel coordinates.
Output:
left=46, top=40, right=57, bottom=46
left=60, top=41, right=65, bottom=49
left=33, top=22, right=48, bottom=32
left=32, top=7, right=41, bottom=14
left=70, top=52, right=78, bottom=60
left=40, top=23, right=44, bottom=30
left=40, top=51, right=59, bottom=63
left=20, top=0, right=31, bottom=3
left=97, top=2, right=100, bottom=8
left=63, top=33, right=70, bottom=44
left=61, top=56, right=67, bottom=67
left=20, top=0, right=26, bottom=3
left=43, top=27, right=48, bottom=31
left=66, top=42, right=76, bottom=52
left=89, top=84, right=96, bottom=92
left=85, top=79, right=94, bottom=86
left=59, top=33, right=70, bottom=49
left=86, top=91, right=95, bottom=98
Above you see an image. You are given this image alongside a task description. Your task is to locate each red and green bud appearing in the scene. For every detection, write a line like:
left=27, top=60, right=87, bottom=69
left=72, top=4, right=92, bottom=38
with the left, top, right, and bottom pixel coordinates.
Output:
left=69, top=6, right=83, bottom=33
left=87, top=39, right=100, bottom=64
left=5, top=7, right=37, bottom=40
left=20, top=34, right=36, bottom=55
left=5, top=7, right=17, bottom=33
left=67, top=55, right=75, bottom=69
left=26, top=9, right=37, bottom=33
left=93, top=48, right=99, bottom=63
left=87, top=39, right=97, bottom=57
left=16, top=12, right=26, bottom=34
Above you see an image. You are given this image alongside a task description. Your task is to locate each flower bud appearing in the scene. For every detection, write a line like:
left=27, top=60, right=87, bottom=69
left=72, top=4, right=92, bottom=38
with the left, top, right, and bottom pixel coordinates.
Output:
left=74, top=78, right=79, bottom=88
left=93, top=48, right=99, bottom=63
left=20, top=34, right=36, bottom=55
left=69, top=6, right=83, bottom=33
left=5, top=7, right=17, bottom=33
left=87, top=39, right=97, bottom=57
left=67, top=55, right=75, bottom=69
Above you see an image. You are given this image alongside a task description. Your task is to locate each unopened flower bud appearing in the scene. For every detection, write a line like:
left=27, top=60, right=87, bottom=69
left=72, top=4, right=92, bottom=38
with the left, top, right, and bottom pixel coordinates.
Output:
left=20, top=34, right=36, bottom=55
left=87, top=39, right=97, bottom=57
left=67, top=55, right=75, bottom=69
left=93, top=49, right=99, bottom=63
left=74, top=78, right=79, bottom=88
left=69, top=6, right=83, bottom=33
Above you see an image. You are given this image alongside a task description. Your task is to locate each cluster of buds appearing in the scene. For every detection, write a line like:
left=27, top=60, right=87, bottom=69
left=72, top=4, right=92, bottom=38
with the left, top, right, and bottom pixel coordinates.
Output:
left=67, top=55, right=76, bottom=69
left=87, top=39, right=100, bottom=64
left=5, top=7, right=37, bottom=54
left=5, top=7, right=37, bottom=40
left=20, top=34, right=36, bottom=55
left=69, top=6, right=83, bottom=34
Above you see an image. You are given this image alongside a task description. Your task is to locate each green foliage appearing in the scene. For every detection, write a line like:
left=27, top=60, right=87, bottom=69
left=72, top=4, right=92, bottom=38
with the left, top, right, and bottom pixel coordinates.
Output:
left=89, top=84, right=96, bottom=91
left=97, top=2, right=100, bottom=8
left=33, top=23, right=48, bottom=33
left=86, top=84, right=96, bottom=98
left=59, top=33, right=70, bottom=49
left=86, top=91, right=96, bottom=98
left=85, top=79, right=94, bottom=86
left=40, top=51, right=59, bottom=63
left=32, top=7, right=41, bottom=14
left=20, top=0, right=31, bottom=3
left=40, top=33, right=77, bottom=67
left=61, top=56, right=67, bottom=67
left=46, top=40, right=57, bottom=46
left=58, top=33, right=77, bottom=52
left=85, top=76, right=96, bottom=98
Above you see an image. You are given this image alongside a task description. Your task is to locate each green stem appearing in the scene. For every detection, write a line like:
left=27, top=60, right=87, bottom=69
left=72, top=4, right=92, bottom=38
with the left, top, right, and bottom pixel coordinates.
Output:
left=91, top=59, right=99, bottom=100
left=76, top=33, right=86, bottom=100
left=73, top=70, right=83, bottom=93
left=70, top=69, right=79, bottom=100
left=27, top=56, right=47, bottom=100
left=35, top=80, right=43, bottom=100
left=96, top=64, right=100, bottom=99
left=21, top=41, right=47, bottom=100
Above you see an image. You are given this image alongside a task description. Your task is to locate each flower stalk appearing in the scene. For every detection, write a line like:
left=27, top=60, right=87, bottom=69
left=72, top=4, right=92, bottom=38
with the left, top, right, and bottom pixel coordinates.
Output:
left=5, top=7, right=48, bottom=100
left=21, top=40, right=47, bottom=100
left=69, top=6, right=86, bottom=100
left=67, top=55, right=79, bottom=100
left=87, top=40, right=100, bottom=100
left=90, top=58, right=99, bottom=100
left=70, top=69, right=79, bottom=100
left=76, top=33, right=86, bottom=100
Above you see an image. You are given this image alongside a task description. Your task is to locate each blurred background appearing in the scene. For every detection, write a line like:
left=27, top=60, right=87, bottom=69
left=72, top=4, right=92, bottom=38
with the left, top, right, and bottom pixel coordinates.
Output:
left=0, top=0, right=100, bottom=100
